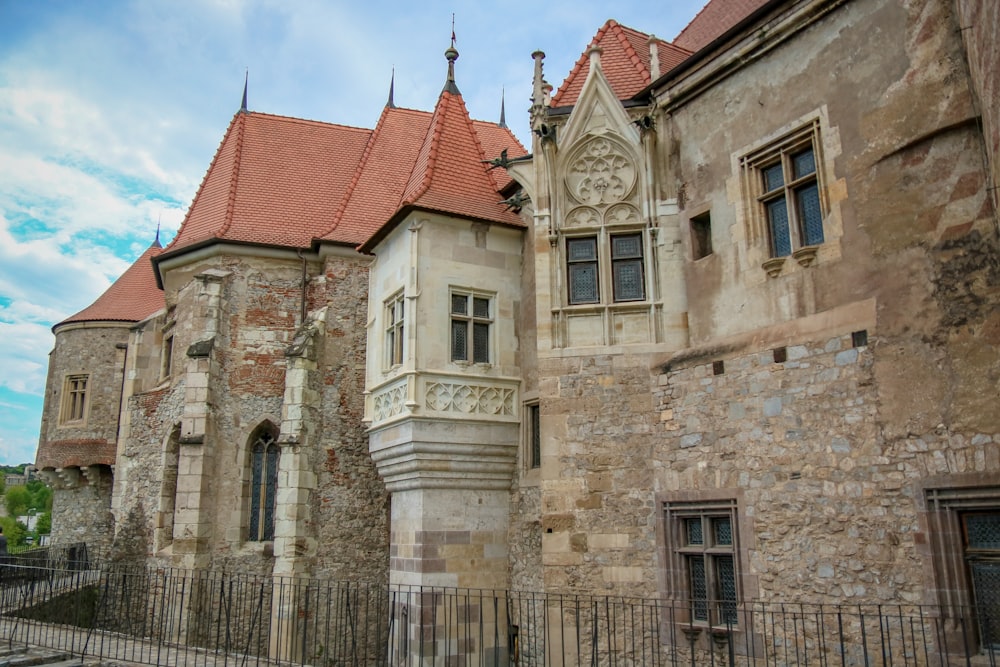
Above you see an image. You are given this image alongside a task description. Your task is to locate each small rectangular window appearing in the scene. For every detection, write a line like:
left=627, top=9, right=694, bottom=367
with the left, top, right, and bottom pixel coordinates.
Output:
left=527, top=403, right=541, bottom=469
left=385, top=292, right=405, bottom=367
left=666, top=498, right=742, bottom=627
left=160, top=334, right=174, bottom=380
left=451, top=291, right=493, bottom=363
left=690, top=212, right=713, bottom=260
left=743, top=121, right=826, bottom=261
left=60, top=374, right=89, bottom=425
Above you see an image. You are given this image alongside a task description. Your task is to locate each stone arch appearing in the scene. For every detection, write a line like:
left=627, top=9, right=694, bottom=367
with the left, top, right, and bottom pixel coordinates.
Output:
left=155, top=423, right=181, bottom=551
left=244, top=419, right=280, bottom=542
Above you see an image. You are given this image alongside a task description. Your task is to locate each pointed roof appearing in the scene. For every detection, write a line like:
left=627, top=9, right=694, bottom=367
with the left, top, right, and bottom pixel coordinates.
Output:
left=552, top=20, right=691, bottom=107
left=161, top=111, right=373, bottom=257
left=56, top=242, right=165, bottom=330
left=673, top=0, right=772, bottom=53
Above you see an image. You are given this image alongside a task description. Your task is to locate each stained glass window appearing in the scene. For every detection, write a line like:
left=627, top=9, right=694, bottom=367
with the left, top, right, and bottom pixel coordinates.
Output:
left=249, top=428, right=279, bottom=542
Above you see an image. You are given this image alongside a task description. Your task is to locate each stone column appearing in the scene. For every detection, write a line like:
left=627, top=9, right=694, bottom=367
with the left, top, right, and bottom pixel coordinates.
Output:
left=269, top=308, right=325, bottom=662
left=370, top=415, right=518, bottom=666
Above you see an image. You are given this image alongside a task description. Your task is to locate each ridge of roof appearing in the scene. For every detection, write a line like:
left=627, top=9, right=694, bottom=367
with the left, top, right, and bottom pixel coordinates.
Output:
left=398, top=89, right=523, bottom=224
left=551, top=19, right=691, bottom=108
left=320, top=107, right=434, bottom=246
left=57, top=243, right=165, bottom=330
left=216, top=111, right=247, bottom=241
left=322, top=106, right=432, bottom=241
left=162, top=112, right=241, bottom=254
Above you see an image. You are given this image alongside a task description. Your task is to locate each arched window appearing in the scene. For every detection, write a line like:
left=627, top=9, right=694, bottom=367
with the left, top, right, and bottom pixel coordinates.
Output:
left=248, top=427, right=279, bottom=541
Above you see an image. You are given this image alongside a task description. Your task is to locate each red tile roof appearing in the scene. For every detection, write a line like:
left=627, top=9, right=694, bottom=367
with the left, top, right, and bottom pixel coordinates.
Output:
left=166, top=93, right=525, bottom=256
left=57, top=242, right=165, bottom=329
left=673, top=0, right=772, bottom=53
left=398, top=91, right=524, bottom=224
left=164, top=112, right=373, bottom=253
left=552, top=20, right=691, bottom=107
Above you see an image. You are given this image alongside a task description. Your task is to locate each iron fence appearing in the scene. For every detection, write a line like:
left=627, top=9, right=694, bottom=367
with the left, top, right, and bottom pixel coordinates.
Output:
left=0, top=559, right=997, bottom=666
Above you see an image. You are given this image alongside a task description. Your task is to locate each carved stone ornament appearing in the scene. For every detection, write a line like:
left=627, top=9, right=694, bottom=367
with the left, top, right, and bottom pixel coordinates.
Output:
left=761, top=257, right=786, bottom=278
left=565, top=207, right=601, bottom=228
left=604, top=203, right=641, bottom=226
left=565, top=137, right=636, bottom=206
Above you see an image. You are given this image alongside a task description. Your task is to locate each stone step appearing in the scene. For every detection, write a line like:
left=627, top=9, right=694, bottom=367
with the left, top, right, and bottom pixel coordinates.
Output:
left=0, top=648, right=76, bottom=667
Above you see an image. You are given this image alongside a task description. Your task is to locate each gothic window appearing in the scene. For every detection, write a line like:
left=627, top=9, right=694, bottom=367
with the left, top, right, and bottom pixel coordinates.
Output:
left=248, top=427, right=279, bottom=542
left=566, top=234, right=646, bottom=305
left=663, top=496, right=745, bottom=627
left=450, top=290, right=492, bottom=364
left=567, top=237, right=599, bottom=304
left=742, top=120, right=826, bottom=261
left=385, top=291, right=405, bottom=368
left=59, top=374, right=89, bottom=425
left=611, top=233, right=645, bottom=301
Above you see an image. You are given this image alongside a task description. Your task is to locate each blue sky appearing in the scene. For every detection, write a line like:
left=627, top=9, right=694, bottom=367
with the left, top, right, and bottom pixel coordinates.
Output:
left=0, top=0, right=707, bottom=465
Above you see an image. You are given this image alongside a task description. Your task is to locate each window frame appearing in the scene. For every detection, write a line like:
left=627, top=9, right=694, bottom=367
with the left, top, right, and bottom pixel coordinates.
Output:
left=160, top=333, right=175, bottom=381
left=741, top=120, right=827, bottom=263
left=384, top=291, right=405, bottom=369
left=247, top=427, right=279, bottom=543
left=661, top=495, right=748, bottom=629
left=59, top=373, right=90, bottom=426
left=449, top=289, right=494, bottom=365
left=565, top=230, right=648, bottom=307
left=525, top=402, right=541, bottom=470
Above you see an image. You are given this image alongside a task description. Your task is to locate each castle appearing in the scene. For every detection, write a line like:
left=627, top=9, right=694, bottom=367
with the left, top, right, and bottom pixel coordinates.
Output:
left=34, top=0, right=1000, bottom=655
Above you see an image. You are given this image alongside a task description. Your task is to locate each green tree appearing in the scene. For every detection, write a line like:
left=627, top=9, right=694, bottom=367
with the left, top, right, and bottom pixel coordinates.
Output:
left=25, top=481, right=52, bottom=512
left=4, top=486, right=30, bottom=518
left=0, top=516, right=27, bottom=548
left=34, top=511, right=51, bottom=540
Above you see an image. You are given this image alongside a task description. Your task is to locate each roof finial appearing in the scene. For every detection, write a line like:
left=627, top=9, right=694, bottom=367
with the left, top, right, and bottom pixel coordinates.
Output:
left=499, top=88, right=507, bottom=128
left=386, top=67, right=396, bottom=108
left=443, top=15, right=460, bottom=95
left=240, top=69, right=248, bottom=112
left=154, top=214, right=162, bottom=248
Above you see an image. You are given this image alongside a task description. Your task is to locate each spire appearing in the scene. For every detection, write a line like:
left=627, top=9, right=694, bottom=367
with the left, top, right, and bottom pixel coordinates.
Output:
left=386, top=67, right=396, bottom=108
left=443, top=15, right=460, bottom=95
left=498, top=88, right=507, bottom=128
left=154, top=216, right=162, bottom=248
left=240, top=69, right=248, bottom=112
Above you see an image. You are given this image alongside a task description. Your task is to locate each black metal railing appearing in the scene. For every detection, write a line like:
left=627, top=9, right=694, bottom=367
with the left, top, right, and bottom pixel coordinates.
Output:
left=1, top=559, right=998, bottom=666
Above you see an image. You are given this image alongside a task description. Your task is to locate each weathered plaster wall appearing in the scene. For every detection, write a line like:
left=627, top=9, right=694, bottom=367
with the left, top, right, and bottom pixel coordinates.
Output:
left=956, top=0, right=1000, bottom=221
left=529, top=0, right=1000, bottom=601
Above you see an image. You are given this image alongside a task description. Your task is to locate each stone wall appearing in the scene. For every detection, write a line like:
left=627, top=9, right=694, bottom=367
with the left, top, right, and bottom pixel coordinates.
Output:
left=49, top=465, right=114, bottom=555
left=111, top=249, right=388, bottom=581
left=957, top=0, right=1000, bottom=221
left=36, top=324, right=130, bottom=470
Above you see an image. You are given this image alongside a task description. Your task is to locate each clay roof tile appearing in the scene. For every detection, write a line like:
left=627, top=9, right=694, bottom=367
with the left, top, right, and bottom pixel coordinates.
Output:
left=673, top=0, right=772, bottom=53
left=552, top=19, right=691, bottom=107
left=57, top=242, right=165, bottom=329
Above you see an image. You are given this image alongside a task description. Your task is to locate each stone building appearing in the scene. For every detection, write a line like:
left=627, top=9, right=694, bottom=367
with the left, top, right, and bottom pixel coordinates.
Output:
left=35, top=0, right=1000, bottom=657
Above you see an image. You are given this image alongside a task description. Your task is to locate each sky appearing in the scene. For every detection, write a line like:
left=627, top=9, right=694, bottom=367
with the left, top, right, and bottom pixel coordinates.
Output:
left=0, top=0, right=708, bottom=465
